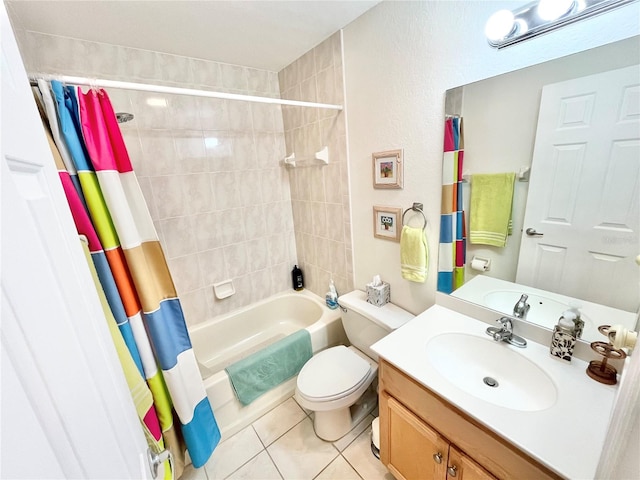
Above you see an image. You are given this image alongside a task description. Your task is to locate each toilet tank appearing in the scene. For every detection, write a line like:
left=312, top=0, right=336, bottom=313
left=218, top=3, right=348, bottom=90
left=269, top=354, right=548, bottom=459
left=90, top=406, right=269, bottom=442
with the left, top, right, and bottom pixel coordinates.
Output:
left=338, top=290, right=414, bottom=360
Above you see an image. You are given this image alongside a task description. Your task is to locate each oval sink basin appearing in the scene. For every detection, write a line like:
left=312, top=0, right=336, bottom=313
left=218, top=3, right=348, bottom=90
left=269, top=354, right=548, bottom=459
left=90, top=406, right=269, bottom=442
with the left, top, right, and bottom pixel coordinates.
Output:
left=426, top=333, right=557, bottom=412
left=483, top=291, right=575, bottom=330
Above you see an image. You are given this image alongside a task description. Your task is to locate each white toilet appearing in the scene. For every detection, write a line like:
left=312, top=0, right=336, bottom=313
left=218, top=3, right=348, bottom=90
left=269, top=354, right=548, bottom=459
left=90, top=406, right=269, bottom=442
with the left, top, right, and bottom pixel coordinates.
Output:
left=295, top=290, right=414, bottom=441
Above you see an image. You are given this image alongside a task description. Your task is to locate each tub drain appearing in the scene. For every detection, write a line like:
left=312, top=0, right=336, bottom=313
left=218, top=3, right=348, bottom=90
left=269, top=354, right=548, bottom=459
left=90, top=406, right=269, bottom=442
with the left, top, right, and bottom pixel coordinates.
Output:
left=483, top=376, right=499, bottom=387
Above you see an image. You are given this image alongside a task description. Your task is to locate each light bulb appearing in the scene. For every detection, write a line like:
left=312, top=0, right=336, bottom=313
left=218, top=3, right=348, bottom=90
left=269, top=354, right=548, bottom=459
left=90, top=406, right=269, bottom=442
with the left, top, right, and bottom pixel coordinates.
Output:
left=485, top=9, right=516, bottom=42
left=537, top=0, right=575, bottom=21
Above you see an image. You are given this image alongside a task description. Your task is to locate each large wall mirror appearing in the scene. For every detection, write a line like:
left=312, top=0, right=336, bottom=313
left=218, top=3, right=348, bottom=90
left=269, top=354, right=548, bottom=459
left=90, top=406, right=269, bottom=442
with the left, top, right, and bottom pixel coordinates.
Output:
left=443, top=36, right=640, bottom=343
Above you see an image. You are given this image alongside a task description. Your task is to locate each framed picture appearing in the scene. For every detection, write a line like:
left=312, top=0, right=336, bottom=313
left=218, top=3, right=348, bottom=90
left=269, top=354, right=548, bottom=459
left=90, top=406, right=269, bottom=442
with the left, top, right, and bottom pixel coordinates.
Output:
left=373, top=205, right=402, bottom=242
left=372, top=149, right=403, bottom=189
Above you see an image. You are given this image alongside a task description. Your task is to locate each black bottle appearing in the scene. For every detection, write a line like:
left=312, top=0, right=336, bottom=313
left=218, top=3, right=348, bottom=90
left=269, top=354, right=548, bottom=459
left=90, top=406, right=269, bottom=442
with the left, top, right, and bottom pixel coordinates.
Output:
left=291, top=265, right=304, bottom=291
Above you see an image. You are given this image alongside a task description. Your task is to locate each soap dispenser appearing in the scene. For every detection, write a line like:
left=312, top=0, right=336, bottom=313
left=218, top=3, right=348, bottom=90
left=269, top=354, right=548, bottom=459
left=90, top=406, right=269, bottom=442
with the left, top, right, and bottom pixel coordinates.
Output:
left=567, top=307, right=585, bottom=338
left=550, top=310, right=578, bottom=362
left=291, top=265, right=304, bottom=291
left=325, top=279, right=338, bottom=310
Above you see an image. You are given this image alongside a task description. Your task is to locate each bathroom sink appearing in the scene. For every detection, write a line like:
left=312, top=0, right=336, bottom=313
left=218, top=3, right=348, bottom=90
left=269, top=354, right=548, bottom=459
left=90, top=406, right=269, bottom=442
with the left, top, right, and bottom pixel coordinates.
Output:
left=426, top=333, right=557, bottom=412
left=483, top=291, right=572, bottom=330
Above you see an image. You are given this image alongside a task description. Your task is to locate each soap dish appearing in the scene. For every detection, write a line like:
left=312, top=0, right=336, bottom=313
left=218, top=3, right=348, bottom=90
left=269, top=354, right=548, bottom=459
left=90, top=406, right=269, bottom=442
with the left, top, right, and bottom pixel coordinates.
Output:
left=213, top=279, right=235, bottom=299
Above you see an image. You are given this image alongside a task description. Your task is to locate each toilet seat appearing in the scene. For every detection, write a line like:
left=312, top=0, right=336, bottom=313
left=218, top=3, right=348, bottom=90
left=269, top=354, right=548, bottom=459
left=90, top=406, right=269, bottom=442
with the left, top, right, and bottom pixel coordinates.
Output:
left=297, top=346, right=372, bottom=402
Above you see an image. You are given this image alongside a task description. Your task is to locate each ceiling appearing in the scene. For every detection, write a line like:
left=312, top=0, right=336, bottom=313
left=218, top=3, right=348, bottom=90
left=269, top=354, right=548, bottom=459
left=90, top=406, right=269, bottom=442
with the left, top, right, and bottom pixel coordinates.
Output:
left=5, top=0, right=381, bottom=71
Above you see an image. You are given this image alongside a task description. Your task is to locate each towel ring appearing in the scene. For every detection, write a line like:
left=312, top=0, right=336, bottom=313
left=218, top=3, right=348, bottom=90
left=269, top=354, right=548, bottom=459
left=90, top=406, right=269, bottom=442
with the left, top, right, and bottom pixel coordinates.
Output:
left=402, top=202, right=427, bottom=230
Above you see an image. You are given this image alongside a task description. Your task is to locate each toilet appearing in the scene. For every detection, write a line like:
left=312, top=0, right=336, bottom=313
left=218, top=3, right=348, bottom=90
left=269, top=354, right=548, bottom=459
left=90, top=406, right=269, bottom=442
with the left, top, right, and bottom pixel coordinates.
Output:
left=295, top=290, right=414, bottom=441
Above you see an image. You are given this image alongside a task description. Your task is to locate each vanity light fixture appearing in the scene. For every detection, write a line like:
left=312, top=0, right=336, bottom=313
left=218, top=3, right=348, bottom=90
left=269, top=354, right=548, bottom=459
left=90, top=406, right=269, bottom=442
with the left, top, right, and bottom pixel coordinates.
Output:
left=485, top=0, right=637, bottom=49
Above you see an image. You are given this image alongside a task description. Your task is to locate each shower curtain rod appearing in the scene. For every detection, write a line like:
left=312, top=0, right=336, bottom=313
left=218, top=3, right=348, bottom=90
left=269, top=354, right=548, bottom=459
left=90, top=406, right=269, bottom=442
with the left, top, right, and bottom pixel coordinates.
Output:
left=29, top=74, right=344, bottom=111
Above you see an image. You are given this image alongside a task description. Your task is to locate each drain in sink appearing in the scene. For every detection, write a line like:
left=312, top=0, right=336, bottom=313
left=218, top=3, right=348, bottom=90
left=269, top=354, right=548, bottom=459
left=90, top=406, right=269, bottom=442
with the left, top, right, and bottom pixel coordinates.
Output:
left=483, top=376, right=499, bottom=387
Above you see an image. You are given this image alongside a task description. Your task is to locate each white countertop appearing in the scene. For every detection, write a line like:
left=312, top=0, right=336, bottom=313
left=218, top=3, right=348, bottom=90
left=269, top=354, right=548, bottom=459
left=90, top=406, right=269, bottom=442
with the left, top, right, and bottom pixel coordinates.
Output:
left=372, top=304, right=618, bottom=479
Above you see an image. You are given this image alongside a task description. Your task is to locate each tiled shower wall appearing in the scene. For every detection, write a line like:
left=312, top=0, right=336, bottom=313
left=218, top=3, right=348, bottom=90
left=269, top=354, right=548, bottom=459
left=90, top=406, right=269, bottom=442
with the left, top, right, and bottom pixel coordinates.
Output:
left=17, top=31, right=297, bottom=325
left=279, top=32, right=354, bottom=297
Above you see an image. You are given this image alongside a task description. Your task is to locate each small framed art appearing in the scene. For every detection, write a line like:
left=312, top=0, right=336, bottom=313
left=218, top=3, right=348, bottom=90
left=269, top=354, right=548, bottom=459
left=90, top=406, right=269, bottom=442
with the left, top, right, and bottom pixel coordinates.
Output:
left=372, top=149, right=403, bottom=189
left=373, top=205, right=402, bottom=242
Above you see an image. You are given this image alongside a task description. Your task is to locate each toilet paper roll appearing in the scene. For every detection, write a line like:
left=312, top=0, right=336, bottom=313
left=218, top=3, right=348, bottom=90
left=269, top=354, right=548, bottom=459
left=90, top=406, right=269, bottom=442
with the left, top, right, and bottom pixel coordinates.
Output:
left=471, top=257, right=489, bottom=272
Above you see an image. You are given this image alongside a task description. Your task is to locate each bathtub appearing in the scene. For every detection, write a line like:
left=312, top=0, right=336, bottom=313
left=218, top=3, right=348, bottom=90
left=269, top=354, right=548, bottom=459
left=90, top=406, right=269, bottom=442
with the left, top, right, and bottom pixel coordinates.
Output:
left=189, top=289, right=347, bottom=439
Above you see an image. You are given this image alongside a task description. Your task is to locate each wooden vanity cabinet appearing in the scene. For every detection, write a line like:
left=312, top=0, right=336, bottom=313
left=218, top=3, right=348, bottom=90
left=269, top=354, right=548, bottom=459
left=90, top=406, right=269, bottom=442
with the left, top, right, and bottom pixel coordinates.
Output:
left=379, top=360, right=561, bottom=480
left=383, top=393, right=495, bottom=480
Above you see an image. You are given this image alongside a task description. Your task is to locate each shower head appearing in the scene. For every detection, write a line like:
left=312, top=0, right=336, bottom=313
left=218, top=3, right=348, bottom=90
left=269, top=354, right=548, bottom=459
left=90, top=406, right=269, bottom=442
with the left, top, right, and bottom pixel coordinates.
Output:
left=116, top=112, right=134, bottom=124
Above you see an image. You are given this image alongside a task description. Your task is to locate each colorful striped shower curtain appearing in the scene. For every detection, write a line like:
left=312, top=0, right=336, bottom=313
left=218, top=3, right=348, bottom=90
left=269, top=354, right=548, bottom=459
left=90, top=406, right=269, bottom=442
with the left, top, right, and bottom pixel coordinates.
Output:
left=437, top=117, right=466, bottom=294
left=38, top=80, right=220, bottom=475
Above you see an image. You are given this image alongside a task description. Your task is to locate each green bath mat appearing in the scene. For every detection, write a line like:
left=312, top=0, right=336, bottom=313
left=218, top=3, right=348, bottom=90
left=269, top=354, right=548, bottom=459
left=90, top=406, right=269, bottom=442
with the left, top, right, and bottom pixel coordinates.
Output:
left=225, top=329, right=312, bottom=406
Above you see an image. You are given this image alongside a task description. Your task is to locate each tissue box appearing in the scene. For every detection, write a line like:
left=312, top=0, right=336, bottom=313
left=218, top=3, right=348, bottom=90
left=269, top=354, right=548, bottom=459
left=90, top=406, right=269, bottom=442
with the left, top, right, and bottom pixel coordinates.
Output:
left=366, top=282, right=390, bottom=307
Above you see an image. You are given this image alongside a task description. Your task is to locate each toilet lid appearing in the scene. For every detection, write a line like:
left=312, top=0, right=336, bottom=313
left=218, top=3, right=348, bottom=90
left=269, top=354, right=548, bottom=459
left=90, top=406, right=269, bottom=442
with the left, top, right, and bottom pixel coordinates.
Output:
left=297, top=346, right=371, bottom=400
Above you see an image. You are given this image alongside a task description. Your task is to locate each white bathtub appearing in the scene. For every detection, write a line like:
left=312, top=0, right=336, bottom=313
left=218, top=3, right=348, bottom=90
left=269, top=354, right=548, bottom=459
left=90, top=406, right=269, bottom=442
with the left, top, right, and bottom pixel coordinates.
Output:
left=189, top=290, right=347, bottom=439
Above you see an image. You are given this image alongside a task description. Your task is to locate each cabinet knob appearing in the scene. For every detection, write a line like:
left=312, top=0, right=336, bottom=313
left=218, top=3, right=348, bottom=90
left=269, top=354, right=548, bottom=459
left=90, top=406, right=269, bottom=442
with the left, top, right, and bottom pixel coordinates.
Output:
left=433, top=452, right=443, bottom=464
left=447, top=465, right=458, bottom=477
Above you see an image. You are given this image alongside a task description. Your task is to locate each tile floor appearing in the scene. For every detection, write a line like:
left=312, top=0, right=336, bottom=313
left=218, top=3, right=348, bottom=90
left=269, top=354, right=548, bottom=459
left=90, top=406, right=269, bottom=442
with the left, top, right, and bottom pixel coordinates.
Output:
left=182, top=397, right=395, bottom=480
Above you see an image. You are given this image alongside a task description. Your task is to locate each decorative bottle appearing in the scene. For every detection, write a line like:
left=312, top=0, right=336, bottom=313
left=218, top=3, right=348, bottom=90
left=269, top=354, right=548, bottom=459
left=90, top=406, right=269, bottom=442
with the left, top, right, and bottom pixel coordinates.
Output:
left=550, top=311, right=578, bottom=362
left=291, top=265, right=304, bottom=291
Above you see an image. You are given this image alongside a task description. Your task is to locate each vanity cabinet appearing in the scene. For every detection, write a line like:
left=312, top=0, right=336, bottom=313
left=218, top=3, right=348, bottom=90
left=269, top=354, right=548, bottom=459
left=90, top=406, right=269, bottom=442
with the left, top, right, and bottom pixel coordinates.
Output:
left=384, top=394, right=494, bottom=480
left=379, top=360, right=561, bottom=480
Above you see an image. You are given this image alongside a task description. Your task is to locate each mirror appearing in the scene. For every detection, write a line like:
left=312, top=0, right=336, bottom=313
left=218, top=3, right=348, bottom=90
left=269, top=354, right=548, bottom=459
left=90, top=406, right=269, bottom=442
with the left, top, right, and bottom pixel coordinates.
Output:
left=442, top=36, right=640, bottom=342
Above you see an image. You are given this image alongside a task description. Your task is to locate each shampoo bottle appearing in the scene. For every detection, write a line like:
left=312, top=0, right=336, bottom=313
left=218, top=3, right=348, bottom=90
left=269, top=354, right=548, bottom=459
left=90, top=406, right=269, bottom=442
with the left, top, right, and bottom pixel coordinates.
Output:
left=291, top=265, right=304, bottom=291
left=325, top=279, right=338, bottom=309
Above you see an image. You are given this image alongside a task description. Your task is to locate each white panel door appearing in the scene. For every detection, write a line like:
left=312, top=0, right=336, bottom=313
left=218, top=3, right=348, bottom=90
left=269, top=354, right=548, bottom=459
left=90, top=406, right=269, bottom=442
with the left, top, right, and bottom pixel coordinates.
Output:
left=1, top=3, right=152, bottom=478
left=517, top=65, right=640, bottom=312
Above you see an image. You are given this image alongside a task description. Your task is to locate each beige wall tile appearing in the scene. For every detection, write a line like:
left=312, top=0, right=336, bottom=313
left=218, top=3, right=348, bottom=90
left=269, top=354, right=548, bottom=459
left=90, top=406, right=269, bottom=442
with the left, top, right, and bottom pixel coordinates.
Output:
left=168, top=254, right=203, bottom=294
left=243, top=205, right=267, bottom=241
left=250, top=269, right=273, bottom=303
left=197, top=97, right=229, bottom=131
left=157, top=53, right=193, bottom=85
left=173, top=130, right=207, bottom=174
left=190, top=58, right=221, bottom=88
left=247, top=68, right=271, bottom=93
left=168, top=94, right=201, bottom=130
left=193, top=212, right=224, bottom=251
left=223, top=243, right=249, bottom=279
left=220, top=64, right=249, bottom=91
left=160, top=216, right=198, bottom=258
left=198, top=248, right=227, bottom=287
left=183, top=173, right=213, bottom=214
left=246, top=238, right=269, bottom=271
left=277, top=31, right=354, bottom=297
left=22, top=30, right=345, bottom=316
left=179, top=288, right=210, bottom=327
left=150, top=175, right=187, bottom=219
left=233, top=134, right=258, bottom=170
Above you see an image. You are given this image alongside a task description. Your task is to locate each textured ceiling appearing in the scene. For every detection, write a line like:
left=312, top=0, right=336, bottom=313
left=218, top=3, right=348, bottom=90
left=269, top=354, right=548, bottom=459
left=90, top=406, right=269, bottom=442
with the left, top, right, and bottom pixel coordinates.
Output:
left=6, top=0, right=381, bottom=71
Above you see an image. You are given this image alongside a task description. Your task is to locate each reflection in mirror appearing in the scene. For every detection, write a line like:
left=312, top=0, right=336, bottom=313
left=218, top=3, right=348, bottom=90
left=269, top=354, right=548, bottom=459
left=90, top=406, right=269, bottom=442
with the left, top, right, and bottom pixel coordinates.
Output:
left=442, top=36, right=640, bottom=341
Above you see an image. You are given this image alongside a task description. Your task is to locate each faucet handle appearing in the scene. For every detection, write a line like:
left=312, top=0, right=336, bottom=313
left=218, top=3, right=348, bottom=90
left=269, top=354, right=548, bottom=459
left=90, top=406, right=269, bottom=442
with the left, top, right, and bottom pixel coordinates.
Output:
left=496, top=317, right=513, bottom=330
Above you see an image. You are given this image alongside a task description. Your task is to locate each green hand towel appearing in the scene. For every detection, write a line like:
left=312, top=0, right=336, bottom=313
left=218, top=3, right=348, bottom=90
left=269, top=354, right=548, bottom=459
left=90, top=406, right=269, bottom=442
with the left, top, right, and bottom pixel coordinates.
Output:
left=469, top=173, right=516, bottom=247
left=401, top=225, right=428, bottom=283
left=226, top=329, right=312, bottom=406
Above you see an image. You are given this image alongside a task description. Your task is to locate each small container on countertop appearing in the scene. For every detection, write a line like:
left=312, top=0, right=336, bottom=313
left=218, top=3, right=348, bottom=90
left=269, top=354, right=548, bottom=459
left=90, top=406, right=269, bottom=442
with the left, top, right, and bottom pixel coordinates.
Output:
left=550, top=311, right=578, bottom=362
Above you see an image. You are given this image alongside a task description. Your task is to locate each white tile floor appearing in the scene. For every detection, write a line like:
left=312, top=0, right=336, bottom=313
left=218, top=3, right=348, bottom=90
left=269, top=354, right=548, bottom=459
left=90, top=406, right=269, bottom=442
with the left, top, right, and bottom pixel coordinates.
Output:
left=182, top=397, right=395, bottom=480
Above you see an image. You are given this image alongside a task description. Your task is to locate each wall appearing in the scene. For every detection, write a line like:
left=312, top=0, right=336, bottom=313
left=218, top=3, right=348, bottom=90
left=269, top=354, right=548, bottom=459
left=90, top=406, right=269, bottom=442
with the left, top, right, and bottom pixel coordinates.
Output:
left=278, top=32, right=354, bottom=298
left=18, top=31, right=296, bottom=326
left=343, top=0, right=640, bottom=315
left=461, top=37, right=640, bottom=283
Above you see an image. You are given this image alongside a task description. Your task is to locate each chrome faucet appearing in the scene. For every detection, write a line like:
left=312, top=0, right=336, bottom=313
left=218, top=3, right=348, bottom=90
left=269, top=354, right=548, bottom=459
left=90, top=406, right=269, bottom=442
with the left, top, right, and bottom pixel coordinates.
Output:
left=513, top=294, right=530, bottom=319
left=486, top=317, right=527, bottom=348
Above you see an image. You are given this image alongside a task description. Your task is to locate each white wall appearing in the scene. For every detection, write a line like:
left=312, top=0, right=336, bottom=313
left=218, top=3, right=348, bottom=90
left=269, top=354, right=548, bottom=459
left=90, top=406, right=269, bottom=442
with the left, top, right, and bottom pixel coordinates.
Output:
left=343, top=0, right=640, bottom=315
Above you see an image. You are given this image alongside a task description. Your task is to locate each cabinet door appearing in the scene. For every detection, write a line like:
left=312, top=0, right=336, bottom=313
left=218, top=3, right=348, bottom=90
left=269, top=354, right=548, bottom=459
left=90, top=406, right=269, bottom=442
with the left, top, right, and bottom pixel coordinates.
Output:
left=447, top=446, right=496, bottom=480
left=381, top=392, right=449, bottom=480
